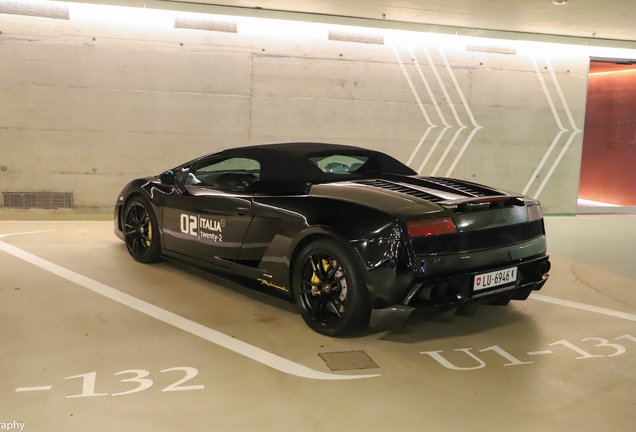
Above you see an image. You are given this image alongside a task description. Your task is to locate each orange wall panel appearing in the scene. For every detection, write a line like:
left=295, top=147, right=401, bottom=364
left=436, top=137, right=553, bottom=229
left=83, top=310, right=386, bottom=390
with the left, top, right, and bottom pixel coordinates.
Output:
left=579, top=62, right=636, bottom=206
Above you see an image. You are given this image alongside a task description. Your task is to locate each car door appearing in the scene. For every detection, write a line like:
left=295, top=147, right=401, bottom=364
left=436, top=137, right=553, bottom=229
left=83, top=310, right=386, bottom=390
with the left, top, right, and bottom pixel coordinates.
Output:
left=162, top=156, right=260, bottom=268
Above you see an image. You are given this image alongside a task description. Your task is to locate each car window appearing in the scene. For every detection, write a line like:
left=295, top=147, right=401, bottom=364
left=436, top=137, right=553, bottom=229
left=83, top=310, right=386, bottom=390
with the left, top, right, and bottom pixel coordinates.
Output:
left=174, top=167, right=189, bottom=185
left=309, top=155, right=369, bottom=174
left=185, top=157, right=261, bottom=192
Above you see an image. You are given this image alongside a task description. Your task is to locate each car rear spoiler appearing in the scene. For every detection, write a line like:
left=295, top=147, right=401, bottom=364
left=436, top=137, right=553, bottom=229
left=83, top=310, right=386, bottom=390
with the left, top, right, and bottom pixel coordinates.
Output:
left=438, top=195, right=526, bottom=212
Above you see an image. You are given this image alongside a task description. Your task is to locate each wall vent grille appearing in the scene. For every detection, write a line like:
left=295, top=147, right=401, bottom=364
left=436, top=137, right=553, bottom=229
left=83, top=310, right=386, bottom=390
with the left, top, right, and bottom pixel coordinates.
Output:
left=174, top=16, right=237, bottom=33
left=328, top=29, right=384, bottom=45
left=2, top=192, right=73, bottom=209
left=0, top=0, right=70, bottom=20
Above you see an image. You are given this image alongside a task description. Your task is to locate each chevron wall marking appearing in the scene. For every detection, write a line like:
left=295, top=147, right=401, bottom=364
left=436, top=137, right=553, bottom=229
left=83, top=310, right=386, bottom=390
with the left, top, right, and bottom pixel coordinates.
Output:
left=408, top=46, right=452, bottom=174
left=533, top=57, right=582, bottom=199
left=523, top=56, right=569, bottom=197
left=391, top=45, right=437, bottom=167
left=420, top=46, right=466, bottom=176
left=423, top=46, right=467, bottom=176
left=439, top=48, right=483, bottom=177
left=392, top=44, right=481, bottom=177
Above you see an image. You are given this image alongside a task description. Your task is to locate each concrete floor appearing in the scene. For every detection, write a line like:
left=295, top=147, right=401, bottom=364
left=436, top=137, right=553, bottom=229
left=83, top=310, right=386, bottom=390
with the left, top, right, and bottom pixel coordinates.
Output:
left=0, top=216, right=635, bottom=432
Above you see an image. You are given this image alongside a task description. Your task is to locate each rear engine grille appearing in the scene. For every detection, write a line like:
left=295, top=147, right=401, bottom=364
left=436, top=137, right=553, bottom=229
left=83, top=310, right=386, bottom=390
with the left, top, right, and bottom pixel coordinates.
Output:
left=423, top=177, right=500, bottom=197
left=411, top=220, right=544, bottom=256
left=2, top=192, right=73, bottom=209
left=355, top=179, right=444, bottom=203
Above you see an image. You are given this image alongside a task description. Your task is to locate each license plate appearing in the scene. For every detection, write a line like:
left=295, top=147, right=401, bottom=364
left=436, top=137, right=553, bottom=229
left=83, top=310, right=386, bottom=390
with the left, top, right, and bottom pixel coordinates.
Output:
left=473, top=267, right=517, bottom=291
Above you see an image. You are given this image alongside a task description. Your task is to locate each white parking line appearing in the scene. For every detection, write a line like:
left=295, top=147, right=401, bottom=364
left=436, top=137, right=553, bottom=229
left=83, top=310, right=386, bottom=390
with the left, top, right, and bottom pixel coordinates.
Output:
left=530, top=293, right=636, bottom=322
left=15, top=386, right=53, bottom=392
left=527, top=350, right=553, bottom=356
left=0, top=231, right=380, bottom=381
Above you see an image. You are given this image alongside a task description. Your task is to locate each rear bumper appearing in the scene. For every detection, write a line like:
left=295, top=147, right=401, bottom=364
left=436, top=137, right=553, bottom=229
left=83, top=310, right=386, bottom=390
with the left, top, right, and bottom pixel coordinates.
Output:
left=369, top=255, right=550, bottom=328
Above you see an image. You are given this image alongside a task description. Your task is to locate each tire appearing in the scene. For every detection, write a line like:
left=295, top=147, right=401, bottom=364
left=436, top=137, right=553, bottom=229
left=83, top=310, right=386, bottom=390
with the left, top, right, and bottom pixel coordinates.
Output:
left=122, top=197, right=162, bottom=263
left=292, top=239, right=370, bottom=336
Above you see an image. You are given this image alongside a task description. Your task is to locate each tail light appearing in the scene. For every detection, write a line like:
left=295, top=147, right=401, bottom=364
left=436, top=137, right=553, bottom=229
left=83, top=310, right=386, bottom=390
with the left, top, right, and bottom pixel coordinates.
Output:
left=406, top=217, right=456, bottom=237
left=527, top=204, right=543, bottom=222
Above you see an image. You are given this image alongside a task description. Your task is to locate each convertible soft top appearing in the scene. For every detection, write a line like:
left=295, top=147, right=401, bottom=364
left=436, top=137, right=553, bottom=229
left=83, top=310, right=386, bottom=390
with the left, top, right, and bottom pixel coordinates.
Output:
left=214, top=142, right=417, bottom=182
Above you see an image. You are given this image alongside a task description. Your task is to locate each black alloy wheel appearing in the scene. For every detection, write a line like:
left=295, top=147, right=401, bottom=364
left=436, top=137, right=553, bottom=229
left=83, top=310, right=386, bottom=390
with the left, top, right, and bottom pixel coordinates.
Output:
left=122, top=197, right=161, bottom=263
left=293, top=239, right=370, bottom=336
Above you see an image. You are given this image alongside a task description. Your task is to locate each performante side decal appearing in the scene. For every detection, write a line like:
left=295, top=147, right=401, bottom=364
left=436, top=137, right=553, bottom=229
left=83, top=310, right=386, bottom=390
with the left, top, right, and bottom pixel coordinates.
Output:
left=257, top=278, right=288, bottom=292
left=180, top=213, right=225, bottom=243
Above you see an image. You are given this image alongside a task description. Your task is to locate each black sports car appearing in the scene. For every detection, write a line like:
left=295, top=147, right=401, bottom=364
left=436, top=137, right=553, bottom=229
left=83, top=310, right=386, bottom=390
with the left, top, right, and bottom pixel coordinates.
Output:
left=115, top=143, right=550, bottom=336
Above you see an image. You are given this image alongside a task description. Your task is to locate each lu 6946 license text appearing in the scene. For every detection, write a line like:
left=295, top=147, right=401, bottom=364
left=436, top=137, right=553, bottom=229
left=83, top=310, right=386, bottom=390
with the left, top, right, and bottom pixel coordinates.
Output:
left=474, top=267, right=517, bottom=291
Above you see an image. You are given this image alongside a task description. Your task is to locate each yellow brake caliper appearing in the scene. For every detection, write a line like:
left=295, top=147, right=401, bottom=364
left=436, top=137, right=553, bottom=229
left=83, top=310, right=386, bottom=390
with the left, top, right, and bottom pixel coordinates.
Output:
left=146, top=223, right=152, bottom=247
left=310, top=259, right=331, bottom=296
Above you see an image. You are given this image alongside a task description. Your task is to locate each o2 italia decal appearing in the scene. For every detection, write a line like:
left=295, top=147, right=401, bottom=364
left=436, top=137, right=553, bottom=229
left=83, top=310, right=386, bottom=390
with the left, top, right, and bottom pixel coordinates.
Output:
left=180, top=213, right=226, bottom=242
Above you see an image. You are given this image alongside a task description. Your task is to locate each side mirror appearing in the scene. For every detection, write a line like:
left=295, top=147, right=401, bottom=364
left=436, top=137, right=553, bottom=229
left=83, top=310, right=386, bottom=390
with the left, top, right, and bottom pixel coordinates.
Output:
left=159, top=170, right=177, bottom=185
left=159, top=169, right=189, bottom=194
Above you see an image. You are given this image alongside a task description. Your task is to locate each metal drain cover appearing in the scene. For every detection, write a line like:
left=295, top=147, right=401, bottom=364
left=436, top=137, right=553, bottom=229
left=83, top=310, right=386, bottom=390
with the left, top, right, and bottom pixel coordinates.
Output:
left=318, top=350, right=379, bottom=371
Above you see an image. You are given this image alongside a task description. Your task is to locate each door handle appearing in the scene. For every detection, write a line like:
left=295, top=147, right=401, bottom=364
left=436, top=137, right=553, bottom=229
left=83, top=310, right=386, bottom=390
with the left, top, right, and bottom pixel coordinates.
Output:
left=196, top=208, right=250, bottom=216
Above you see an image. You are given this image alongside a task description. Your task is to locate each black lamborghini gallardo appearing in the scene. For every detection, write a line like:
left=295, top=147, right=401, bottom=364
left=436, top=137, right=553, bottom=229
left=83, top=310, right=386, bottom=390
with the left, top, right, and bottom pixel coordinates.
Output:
left=115, top=143, right=550, bottom=336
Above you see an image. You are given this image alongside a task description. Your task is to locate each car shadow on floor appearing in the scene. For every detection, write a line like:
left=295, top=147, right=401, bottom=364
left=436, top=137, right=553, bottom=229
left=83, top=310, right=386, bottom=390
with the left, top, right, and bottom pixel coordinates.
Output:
left=379, top=304, right=540, bottom=345
left=165, top=256, right=542, bottom=343
left=135, top=246, right=541, bottom=346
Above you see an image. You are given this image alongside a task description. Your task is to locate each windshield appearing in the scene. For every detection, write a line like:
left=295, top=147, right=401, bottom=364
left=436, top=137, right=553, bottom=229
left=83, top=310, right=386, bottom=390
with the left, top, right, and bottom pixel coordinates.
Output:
left=309, top=155, right=369, bottom=174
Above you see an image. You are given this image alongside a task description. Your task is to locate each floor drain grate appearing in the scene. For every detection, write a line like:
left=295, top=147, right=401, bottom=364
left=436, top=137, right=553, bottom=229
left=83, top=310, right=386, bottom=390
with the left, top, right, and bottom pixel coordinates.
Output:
left=318, top=350, right=379, bottom=371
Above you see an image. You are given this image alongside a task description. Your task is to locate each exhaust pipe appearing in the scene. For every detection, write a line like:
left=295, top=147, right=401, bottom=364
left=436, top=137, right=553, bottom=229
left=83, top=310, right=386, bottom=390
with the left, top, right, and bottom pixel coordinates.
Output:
left=538, top=261, right=551, bottom=278
left=419, top=285, right=440, bottom=301
left=419, top=284, right=454, bottom=302
left=440, top=284, right=454, bottom=300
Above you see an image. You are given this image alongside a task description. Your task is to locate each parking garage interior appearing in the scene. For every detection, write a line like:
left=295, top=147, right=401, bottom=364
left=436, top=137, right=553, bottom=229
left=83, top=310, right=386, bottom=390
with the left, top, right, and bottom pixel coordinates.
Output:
left=1, top=1, right=635, bottom=431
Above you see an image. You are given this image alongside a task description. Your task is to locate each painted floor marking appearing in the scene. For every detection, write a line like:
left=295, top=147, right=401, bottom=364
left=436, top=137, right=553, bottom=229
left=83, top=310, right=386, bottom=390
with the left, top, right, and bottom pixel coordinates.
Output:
left=527, top=350, right=553, bottom=356
left=0, top=231, right=379, bottom=381
left=15, top=386, right=53, bottom=392
left=530, top=293, right=636, bottom=322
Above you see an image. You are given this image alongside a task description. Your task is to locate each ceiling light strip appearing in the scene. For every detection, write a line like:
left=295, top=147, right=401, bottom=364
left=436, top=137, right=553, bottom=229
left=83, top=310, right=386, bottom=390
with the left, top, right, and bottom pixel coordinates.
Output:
left=174, top=16, right=237, bottom=33
left=5, top=0, right=636, bottom=59
left=328, top=28, right=384, bottom=45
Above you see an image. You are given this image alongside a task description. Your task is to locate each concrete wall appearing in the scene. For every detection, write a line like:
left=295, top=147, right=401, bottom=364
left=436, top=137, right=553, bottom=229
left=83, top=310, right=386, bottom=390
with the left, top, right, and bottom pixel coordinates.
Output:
left=0, top=12, right=589, bottom=218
